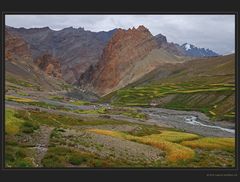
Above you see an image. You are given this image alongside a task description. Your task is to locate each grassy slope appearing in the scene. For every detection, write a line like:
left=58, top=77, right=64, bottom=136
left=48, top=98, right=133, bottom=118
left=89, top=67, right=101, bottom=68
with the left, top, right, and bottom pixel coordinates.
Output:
left=102, top=54, right=235, bottom=121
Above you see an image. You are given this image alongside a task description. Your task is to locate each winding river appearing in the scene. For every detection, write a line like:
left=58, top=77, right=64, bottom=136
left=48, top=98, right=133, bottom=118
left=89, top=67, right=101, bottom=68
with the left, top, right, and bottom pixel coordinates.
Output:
left=140, top=108, right=235, bottom=137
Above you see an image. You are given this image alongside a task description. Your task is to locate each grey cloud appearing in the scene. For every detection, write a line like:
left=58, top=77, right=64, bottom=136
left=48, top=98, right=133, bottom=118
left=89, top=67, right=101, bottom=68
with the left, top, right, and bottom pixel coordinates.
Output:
left=5, top=14, right=235, bottom=55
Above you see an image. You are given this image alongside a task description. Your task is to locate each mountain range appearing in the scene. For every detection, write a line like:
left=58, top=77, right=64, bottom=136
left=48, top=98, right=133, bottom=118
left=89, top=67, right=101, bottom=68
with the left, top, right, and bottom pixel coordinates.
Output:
left=5, top=25, right=223, bottom=96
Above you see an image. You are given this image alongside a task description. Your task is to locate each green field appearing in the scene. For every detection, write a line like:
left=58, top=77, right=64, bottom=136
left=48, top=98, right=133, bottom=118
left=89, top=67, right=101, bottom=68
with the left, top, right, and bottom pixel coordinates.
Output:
left=103, top=82, right=235, bottom=121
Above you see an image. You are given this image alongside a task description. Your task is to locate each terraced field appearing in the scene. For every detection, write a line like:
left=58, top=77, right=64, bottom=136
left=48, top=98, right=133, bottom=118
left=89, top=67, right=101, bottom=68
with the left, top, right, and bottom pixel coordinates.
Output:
left=103, top=82, right=235, bottom=121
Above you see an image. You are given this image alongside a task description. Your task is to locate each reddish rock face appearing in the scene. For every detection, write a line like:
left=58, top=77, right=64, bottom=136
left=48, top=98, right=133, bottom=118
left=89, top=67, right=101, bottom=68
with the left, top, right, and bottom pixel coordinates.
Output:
left=91, top=25, right=158, bottom=95
left=5, top=30, right=32, bottom=62
left=35, top=54, right=62, bottom=79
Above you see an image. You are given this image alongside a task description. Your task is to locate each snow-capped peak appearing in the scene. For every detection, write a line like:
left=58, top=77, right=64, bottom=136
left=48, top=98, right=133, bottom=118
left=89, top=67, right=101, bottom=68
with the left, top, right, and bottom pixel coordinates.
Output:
left=180, top=43, right=219, bottom=57
left=184, top=43, right=191, bottom=50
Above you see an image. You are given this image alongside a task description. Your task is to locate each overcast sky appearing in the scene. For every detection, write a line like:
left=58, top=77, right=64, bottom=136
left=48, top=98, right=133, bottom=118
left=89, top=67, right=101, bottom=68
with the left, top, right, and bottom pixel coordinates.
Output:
left=5, top=15, right=235, bottom=55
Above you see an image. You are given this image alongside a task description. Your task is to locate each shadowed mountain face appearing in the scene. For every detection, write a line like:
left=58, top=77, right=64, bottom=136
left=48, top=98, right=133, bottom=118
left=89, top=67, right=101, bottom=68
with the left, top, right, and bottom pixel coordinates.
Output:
left=6, top=26, right=117, bottom=84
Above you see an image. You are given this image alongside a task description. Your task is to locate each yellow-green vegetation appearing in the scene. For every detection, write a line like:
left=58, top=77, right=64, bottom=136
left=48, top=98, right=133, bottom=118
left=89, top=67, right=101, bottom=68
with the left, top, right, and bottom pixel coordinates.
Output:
left=57, top=83, right=74, bottom=90
left=73, top=107, right=106, bottom=114
left=210, top=83, right=235, bottom=87
left=5, top=109, right=40, bottom=167
left=105, top=107, right=147, bottom=119
left=71, top=106, right=146, bottom=120
left=21, top=120, right=39, bottom=134
left=146, top=131, right=200, bottom=143
left=5, top=108, right=25, bottom=135
left=209, top=111, right=216, bottom=116
left=42, top=147, right=95, bottom=167
left=105, top=83, right=234, bottom=105
left=166, top=149, right=235, bottom=168
left=6, top=96, right=146, bottom=120
left=48, top=95, right=65, bottom=101
left=5, top=145, right=35, bottom=168
left=17, top=92, right=29, bottom=96
left=104, top=82, right=235, bottom=121
left=88, top=129, right=195, bottom=162
left=121, top=111, right=146, bottom=119
left=124, top=125, right=161, bottom=136
left=6, top=95, right=69, bottom=110
left=88, top=128, right=235, bottom=166
left=6, top=76, right=40, bottom=90
left=6, top=108, right=40, bottom=135
left=42, top=146, right=132, bottom=168
left=6, top=84, right=21, bottom=91
left=181, top=137, right=235, bottom=152
left=13, top=109, right=129, bottom=128
left=138, top=137, right=195, bottom=162
left=70, top=100, right=91, bottom=106
left=175, top=87, right=234, bottom=93
left=6, top=95, right=36, bottom=103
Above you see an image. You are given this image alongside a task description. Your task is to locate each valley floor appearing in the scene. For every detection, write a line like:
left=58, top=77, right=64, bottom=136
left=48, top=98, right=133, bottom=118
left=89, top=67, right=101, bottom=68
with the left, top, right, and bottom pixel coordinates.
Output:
left=4, top=90, right=236, bottom=168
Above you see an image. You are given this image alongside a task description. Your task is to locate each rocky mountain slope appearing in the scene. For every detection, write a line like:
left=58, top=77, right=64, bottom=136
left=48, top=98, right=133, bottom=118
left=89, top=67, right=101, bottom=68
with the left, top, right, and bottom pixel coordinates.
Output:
left=6, top=26, right=117, bottom=84
left=5, top=29, right=67, bottom=91
left=5, top=29, right=32, bottom=63
left=154, top=33, right=186, bottom=56
left=35, top=54, right=62, bottom=79
left=5, top=29, right=98, bottom=101
left=80, top=26, right=189, bottom=96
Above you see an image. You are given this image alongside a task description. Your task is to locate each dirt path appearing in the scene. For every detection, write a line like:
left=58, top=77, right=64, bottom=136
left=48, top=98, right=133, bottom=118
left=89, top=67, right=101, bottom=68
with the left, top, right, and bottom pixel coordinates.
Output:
left=31, top=125, right=54, bottom=167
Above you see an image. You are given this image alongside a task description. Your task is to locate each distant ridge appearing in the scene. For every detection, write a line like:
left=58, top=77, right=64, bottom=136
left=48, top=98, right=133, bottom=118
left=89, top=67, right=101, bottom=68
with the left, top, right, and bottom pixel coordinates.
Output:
left=181, top=43, right=219, bottom=57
